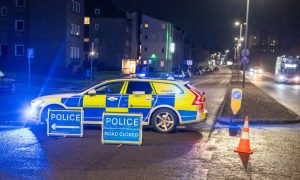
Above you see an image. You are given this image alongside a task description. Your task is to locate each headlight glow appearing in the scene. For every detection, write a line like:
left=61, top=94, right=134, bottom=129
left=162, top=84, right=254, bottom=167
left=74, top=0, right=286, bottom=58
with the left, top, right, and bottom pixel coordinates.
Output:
left=294, top=76, right=300, bottom=81
left=250, top=68, right=254, bottom=72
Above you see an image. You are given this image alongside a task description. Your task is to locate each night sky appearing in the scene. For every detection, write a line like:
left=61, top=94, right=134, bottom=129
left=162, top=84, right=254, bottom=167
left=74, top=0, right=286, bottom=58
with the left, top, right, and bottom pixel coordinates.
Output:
left=110, top=0, right=300, bottom=51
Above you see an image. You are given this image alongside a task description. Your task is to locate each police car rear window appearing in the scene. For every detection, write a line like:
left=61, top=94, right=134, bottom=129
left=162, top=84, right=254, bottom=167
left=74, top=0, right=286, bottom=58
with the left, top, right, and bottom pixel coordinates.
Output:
left=126, top=81, right=153, bottom=94
left=152, top=82, right=183, bottom=94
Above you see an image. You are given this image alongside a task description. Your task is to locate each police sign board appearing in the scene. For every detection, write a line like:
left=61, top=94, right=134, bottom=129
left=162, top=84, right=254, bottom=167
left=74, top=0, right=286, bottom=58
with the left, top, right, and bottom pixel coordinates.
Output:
left=47, top=110, right=83, bottom=137
left=231, top=88, right=243, bottom=115
left=102, top=113, right=142, bottom=145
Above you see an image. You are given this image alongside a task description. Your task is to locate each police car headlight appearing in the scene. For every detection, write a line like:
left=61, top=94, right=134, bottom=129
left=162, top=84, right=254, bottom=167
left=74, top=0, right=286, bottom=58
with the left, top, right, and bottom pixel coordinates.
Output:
left=249, top=68, right=254, bottom=72
left=31, top=99, right=44, bottom=108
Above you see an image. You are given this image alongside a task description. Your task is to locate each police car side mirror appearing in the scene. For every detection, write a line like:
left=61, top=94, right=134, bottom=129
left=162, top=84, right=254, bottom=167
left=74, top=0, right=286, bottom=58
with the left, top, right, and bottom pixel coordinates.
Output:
left=88, top=89, right=96, bottom=96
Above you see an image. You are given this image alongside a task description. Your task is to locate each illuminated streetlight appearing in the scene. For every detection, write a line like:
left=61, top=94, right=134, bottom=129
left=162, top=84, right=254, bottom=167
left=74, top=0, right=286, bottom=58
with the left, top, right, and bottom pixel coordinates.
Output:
left=89, top=43, right=95, bottom=80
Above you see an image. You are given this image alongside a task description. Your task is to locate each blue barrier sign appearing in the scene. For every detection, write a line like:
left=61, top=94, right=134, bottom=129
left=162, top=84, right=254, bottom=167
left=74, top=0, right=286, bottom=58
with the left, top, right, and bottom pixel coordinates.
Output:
left=47, top=110, right=83, bottom=137
left=102, top=113, right=142, bottom=145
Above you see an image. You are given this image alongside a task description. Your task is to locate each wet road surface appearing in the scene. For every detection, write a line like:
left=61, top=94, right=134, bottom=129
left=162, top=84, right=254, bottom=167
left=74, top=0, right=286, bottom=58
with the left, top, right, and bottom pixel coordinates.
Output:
left=247, top=72, right=300, bottom=116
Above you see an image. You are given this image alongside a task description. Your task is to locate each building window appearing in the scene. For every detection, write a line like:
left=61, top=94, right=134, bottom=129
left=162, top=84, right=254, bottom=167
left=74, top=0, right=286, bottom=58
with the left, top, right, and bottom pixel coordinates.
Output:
left=125, top=26, right=129, bottom=33
left=95, top=8, right=101, bottom=15
left=95, top=24, right=99, bottom=30
left=144, top=23, right=149, bottom=28
left=145, top=35, right=148, bottom=40
left=94, top=38, right=99, bottom=44
left=161, top=48, right=164, bottom=53
left=84, top=38, right=89, bottom=43
left=15, top=20, right=24, bottom=32
left=1, top=7, right=7, bottom=16
left=84, top=17, right=90, bottom=25
left=125, top=40, right=129, bottom=47
left=144, top=47, right=147, bottom=52
left=15, top=45, right=24, bottom=56
left=160, top=60, right=165, bottom=67
left=76, top=47, right=80, bottom=59
left=77, top=2, right=80, bottom=13
left=161, top=23, right=166, bottom=29
left=16, top=0, right=25, bottom=7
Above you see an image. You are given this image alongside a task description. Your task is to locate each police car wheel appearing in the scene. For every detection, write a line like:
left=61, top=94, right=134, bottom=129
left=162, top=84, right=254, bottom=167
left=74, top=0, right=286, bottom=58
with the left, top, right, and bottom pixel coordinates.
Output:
left=41, top=105, right=64, bottom=124
left=151, top=108, right=177, bottom=133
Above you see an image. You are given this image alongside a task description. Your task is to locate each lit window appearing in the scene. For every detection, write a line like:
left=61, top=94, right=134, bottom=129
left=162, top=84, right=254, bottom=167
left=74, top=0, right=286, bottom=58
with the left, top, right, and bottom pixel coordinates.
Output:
left=84, top=38, right=89, bottom=43
left=143, top=60, right=147, bottom=65
left=144, top=23, right=149, bottom=28
left=16, top=0, right=25, bottom=7
left=84, top=17, right=90, bottom=25
left=161, top=23, right=166, bottom=29
left=1, top=7, right=7, bottom=16
left=95, top=8, right=101, bottom=15
left=15, top=20, right=24, bottom=32
left=160, top=60, right=164, bottom=67
left=95, top=24, right=99, bottom=30
left=15, top=45, right=24, bottom=56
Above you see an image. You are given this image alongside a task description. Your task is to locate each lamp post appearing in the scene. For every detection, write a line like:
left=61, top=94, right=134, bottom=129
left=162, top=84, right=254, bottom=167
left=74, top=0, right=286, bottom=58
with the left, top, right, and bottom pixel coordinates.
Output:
left=242, top=0, right=250, bottom=88
left=90, top=42, right=95, bottom=81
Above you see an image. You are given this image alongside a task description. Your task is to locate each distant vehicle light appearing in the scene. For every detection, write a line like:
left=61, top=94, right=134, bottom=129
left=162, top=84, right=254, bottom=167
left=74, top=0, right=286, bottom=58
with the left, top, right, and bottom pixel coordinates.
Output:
left=258, top=69, right=263, bottom=73
left=249, top=68, right=254, bottom=72
left=294, top=76, right=300, bottom=82
left=285, top=64, right=297, bottom=68
left=279, top=75, right=285, bottom=80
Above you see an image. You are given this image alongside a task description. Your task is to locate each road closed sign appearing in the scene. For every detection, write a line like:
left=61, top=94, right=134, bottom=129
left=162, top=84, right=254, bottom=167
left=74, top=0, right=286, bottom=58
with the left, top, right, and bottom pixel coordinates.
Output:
left=47, top=110, right=83, bottom=137
left=102, top=113, right=142, bottom=145
left=231, top=88, right=243, bottom=115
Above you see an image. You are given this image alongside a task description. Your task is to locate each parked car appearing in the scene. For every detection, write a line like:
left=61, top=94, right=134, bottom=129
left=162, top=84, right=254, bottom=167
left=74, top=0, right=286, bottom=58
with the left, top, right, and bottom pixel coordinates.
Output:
left=0, top=70, right=17, bottom=94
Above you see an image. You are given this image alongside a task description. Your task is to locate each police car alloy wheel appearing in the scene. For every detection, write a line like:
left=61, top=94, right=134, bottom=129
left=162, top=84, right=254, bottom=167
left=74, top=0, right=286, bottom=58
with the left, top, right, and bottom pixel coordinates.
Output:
left=151, top=108, right=177, bottom=133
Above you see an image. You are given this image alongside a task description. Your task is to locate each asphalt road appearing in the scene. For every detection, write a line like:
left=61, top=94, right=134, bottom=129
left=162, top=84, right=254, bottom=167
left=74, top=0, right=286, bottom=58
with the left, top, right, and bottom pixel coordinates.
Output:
left=0, top=69, right=232, bottom=179
left=246, top=72, right=300, bottom=116
left=2, top=69, right=299, bottom=179
left=189, top=68, right=231, bottom=127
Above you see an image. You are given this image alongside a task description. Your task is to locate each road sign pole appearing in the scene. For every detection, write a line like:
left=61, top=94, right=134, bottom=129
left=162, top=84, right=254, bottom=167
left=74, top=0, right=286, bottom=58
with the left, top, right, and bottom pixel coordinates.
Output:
left=242, top=61, right=246, bottom=88
left=28, top=57, right=31, bottom=89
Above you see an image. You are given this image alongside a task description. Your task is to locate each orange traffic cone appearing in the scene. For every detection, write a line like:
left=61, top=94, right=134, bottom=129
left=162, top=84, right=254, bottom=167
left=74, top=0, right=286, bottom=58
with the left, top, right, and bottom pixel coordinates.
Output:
left=235, top=116, right=253, bottom=154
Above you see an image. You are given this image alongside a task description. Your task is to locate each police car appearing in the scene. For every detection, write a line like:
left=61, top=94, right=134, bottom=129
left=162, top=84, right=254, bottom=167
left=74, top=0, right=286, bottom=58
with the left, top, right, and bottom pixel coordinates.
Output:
left=29, top=78, right=206, bottom=133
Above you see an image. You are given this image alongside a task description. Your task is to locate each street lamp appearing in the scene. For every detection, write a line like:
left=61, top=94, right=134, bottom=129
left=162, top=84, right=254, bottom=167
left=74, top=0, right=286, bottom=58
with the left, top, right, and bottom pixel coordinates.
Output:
left=242, top=0, right=250, bottom=88
left=89, top=42, right=95, bottom=81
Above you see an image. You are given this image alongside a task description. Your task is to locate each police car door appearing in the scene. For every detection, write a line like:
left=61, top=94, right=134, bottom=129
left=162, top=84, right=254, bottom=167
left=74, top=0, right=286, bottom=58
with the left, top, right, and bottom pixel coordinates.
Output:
left=122, top=81, right=156, bottom=123
left=83, top=81, right=125, bottom=123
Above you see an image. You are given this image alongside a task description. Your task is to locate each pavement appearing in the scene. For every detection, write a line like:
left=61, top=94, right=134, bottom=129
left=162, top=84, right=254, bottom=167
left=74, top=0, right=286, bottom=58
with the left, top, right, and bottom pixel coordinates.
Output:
left=218, top=71, right=300, bottom=124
